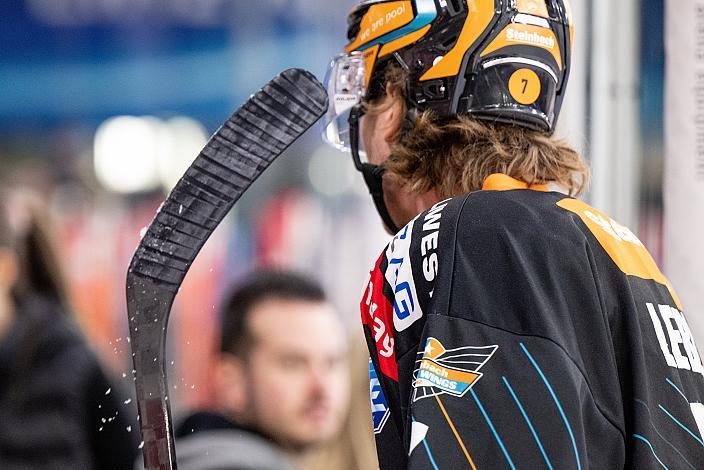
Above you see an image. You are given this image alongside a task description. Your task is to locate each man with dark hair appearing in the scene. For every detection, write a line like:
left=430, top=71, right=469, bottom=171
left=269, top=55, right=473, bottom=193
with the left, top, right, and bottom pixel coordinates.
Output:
left=174, top=270, right=349, bottom=470
left=219, top=271, right=328, bottom=357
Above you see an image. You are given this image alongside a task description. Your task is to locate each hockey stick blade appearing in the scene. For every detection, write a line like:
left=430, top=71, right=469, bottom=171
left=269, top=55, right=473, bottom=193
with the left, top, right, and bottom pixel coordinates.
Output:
left=126, top=68, right=328, bottom=470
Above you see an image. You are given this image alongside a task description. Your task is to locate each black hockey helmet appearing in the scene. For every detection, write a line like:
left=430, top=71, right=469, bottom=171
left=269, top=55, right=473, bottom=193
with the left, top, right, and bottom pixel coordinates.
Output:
left=322, top=0, right=574, bottom=233
left=323, top=0, right=574, bottom=147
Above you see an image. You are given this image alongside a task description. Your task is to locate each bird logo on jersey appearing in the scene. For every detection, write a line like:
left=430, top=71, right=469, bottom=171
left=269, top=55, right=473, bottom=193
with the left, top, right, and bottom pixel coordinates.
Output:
left=413, top=338, right=498, bottom=402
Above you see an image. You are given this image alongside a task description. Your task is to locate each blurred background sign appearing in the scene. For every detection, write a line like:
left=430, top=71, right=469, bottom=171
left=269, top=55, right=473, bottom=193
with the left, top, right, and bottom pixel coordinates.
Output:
left=0, top=0, right=390, bottom=413
left=0, top=0, right=347, bottom=128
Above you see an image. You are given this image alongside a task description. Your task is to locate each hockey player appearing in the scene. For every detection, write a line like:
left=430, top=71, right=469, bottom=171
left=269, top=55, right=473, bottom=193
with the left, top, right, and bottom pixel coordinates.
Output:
left=322, top=0, right=704, bottom=468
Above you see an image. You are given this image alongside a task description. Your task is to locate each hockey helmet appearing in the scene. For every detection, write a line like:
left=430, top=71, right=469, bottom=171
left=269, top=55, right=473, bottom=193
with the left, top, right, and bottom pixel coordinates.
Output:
left=323, top=0, right=574, bottom=151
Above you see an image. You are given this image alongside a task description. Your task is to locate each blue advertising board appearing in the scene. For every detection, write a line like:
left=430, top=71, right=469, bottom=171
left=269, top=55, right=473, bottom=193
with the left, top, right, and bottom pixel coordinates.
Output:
left=0, top=0, right=352, bottom=128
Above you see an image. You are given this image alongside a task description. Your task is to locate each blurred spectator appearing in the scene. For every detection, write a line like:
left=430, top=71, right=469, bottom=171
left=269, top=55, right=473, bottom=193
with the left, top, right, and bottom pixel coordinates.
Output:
left=172, top=270, right=350, bottom=470
left=305, top=332, right=378, bottom=470
left=0, top=191, right=139, bottom=469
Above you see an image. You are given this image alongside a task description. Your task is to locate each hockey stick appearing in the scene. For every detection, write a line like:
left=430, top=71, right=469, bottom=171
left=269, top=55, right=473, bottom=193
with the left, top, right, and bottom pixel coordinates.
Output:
left=126, top=68, right=328, bottom=470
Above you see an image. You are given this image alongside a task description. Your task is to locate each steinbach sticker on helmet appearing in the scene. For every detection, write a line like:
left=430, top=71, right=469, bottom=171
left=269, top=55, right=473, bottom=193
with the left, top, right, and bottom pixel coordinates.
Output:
left=323, top=0, right=573, bottom=137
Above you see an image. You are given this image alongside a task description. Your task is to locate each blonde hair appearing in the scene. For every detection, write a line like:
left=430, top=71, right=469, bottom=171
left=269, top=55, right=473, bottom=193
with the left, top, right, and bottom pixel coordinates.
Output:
left=366, top=66, right=590, bottom=198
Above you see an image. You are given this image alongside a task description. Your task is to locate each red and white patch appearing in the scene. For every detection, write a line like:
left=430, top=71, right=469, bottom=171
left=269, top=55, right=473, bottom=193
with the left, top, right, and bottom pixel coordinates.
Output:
left=361, top=253, right=398, bottom=381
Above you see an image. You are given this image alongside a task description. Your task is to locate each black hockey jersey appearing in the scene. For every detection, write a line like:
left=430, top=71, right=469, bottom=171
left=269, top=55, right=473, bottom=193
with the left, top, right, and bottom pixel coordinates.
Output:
left=362, top=174, right=704, bottom=469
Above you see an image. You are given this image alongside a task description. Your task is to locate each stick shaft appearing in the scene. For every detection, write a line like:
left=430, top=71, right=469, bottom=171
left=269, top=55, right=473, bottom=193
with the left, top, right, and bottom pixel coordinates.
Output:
left=126, top=69, right=327, bottom=470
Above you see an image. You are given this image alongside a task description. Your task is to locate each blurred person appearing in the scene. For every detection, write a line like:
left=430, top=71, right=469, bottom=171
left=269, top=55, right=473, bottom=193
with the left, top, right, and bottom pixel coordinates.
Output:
left=304, top=332, right=378, bottom=470
left=0, top=192, right=139, bottom=469
left=322, top=1, right=704, bottom=469
left=171, top=270, right=349, bottom=470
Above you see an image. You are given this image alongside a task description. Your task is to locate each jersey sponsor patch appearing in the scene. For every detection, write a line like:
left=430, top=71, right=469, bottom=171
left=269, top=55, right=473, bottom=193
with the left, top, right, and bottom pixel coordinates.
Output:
left=383, top=200, right=450, bottom=333
left=362, top=254, right=399, bottom=381
left=369, top=358, right=391, bottom=434
left=412, top=337, right=497, bottom=402
left=385, top=221, right=424, bottom=332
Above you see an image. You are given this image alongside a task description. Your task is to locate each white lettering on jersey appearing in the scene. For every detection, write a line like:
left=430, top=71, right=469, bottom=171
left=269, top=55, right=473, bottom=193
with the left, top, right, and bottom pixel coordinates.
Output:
left=385, top=220, right=422, bottom=332
left=660, top=304, right=691, bottom=370
left=420, top=200, right=449, bottom=283
left=364, top=279, right=395, bottom=358
left=384, top=200, right=450, bottom=332
left=646, top=303, right=704, bottom=376
left=370, top=377, right=387, bottom=413
left=585, top=210, right=644, bottom=247
left=677, top=311, right=704, bottom=374
left=691, top=403, right=704, bottom=440
left=647, top=303, right=678, bottom=368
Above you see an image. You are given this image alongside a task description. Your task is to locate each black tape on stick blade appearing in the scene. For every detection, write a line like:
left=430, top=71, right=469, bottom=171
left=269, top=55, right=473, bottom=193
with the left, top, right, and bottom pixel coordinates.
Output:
left=126, top=68, right=328, bottom=470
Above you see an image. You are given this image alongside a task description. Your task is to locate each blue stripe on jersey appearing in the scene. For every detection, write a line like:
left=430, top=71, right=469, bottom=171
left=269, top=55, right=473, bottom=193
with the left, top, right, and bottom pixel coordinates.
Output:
left=658, top=404, right=704, bottom=447
left=666, top=378, right=689, bottom=403
left=520, top=342, right=581, bottom=470
left=633, top=434, right=669, bottom=469
left=421, top=437, right=439, bottom=470
left=469, top=388, right=516, bottom=469
left=634, top=399, right=698, bottom=470
left=412, top=417, right=439, bottom=470
left=502, top=376, right=553, bottom=469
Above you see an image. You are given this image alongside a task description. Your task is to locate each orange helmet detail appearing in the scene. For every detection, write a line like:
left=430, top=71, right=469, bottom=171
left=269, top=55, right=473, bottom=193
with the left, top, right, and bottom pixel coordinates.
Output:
left=344, top=0, right=573, bottom=132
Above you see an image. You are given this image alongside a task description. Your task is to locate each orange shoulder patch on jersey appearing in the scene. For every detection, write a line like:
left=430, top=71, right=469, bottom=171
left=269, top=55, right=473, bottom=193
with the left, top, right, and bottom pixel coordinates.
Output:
left=557, top=198, right=681, bottom=309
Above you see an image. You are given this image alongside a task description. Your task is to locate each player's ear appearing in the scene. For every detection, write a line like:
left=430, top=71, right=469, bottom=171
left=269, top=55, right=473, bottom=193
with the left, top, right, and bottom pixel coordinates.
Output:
left=382, top=82, right=404, bottom=143
left=214, top=352, right=247, bottom=417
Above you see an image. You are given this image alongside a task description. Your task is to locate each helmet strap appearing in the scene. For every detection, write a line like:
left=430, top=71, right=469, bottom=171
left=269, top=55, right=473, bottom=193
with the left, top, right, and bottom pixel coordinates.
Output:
left=361, top=164, right=400, bottom=234
left=349, top=105, right=401, bottom=234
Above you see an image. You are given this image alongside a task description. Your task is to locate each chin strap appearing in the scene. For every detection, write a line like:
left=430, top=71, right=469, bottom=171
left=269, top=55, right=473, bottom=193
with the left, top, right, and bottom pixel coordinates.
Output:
left=349, top=105, right=400, bottom=234
left=360, top=163, right=400, bottom=234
